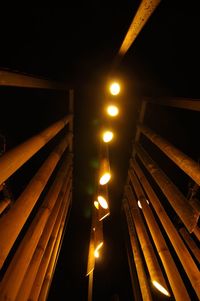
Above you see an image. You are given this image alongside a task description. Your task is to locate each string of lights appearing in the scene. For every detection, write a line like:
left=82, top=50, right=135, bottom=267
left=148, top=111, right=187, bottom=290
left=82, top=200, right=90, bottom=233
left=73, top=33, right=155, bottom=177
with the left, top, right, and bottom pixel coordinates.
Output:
left=86, top=80, right=121, bottom=300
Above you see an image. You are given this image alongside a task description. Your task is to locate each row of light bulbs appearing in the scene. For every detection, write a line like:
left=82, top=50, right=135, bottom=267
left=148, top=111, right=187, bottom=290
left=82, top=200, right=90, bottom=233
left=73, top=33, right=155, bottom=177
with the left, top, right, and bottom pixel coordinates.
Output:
left=93, top=81, right=121, bottom=258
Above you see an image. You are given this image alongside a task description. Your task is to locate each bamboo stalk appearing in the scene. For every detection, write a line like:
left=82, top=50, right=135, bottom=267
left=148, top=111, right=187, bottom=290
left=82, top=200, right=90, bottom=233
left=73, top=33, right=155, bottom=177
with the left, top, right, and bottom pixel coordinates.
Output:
left=138, top=124, right=200, bottom=186
left=15, top=177, right=71, bottom=301
left=125, top=185, right=170, bottom=297
left=125, top=244, right=142, bottom=301
left=118, top=0, right=161, bottom=56
left=38, top=192, right=72, bottom=301
left=69, top=89, right=74, bottom=153
left=88, top=271, right=94, bottom=301
left=135, top=144, right=199, bottom=232
left=0, top=198, right=11, bottom=215
left=0, top=135, right=71, bottom=268
left=0, top=115, right=72, bottom=186
left=123, top=199, right=152, bottom=301
left=0, top=70, right=67, bottom=90
left=86, top=206, right=96, bottom=277
left=28, top=183, right=71, bottom=301
left=0, top=155, right=72, bottom=301
left=129, top=169, right=190, bottom=300
left=193, top=226, right=200, bottom=241
left=131, top=158, right=200, bottom=298
left=145, top=97, right=200, bottom=112
left=179, top=227, right=200, bottom=264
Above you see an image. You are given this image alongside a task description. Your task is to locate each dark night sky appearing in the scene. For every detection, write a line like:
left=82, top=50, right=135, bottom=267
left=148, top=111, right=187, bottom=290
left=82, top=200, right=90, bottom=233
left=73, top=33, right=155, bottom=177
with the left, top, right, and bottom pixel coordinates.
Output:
left=1, top=1, right=200, bottom=300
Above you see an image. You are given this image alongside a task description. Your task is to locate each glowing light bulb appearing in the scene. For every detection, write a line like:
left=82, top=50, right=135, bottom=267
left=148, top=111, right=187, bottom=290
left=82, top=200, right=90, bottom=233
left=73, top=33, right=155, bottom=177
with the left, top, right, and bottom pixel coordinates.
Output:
left=103, top=131, right=113, bottom=143
left=109, top=82, right=120, bottom=95
left=94, top=200, right=99, bottom=209
left=107, top=105, right=119, bottom=117
left=97, top=195, right=108, bottom=209
left=152, top=281, right=170, bottom=297
left=94, top=242, right=103, bottom=258
left=99, top=172, right=111, bottom=185
left=138, top=199, right=150, bottom=209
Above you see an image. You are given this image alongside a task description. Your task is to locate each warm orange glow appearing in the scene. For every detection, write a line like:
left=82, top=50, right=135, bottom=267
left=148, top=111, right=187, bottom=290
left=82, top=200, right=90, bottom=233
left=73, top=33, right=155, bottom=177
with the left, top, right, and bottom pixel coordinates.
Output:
left=103, top=131, right=113, bottom=143
left=94, top=200, right=99, bottom=209
left=99, top=172, right=111, bottom=185
left=109, top=82, right=120, bottom=95
left=152, top=281, right=170, bottom=297
left=99, top=212, right=110, bottom=221
left=138, top=199, right=150, bottom=209
left=97, top=195, right=108, bottom=209
left=107, top=105, right=119, bottom=117
left=94, top=242, right=103, bottom=258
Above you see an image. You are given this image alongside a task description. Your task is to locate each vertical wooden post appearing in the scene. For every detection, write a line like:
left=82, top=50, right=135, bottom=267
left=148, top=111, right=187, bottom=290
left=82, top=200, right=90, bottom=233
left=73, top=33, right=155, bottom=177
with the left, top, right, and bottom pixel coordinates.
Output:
left=123, top=199, right=152, bottom=301
left=135, top=144, right=199, bottom=233
left=131, top=158, right=200, bottom=298
left=129, top=169, right=190, bottom=300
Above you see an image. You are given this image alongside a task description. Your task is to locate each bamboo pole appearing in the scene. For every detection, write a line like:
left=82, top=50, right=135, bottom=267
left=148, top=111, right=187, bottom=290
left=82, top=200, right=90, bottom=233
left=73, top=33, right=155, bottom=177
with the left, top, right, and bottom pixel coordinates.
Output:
left=86, top=206, right=96, bottom=277
left=0, top=135, right=71, bottom=268
left=88, top=271, right=94, bottom=301
left=118, top=0, right=161, bottom=57
left=129, top=169, right=190, bottom=300
left=0, top=155, right=72, bottom=301
left=179, top=227, right=200, bottom=264
left=193, top=226, right=200, bottom=241
left=125, top=244, right=142, bottom=301
left=135, top=144, right=199, bottom=233
left=0, top=70, right=67, bottom=90
left=123, top=199, right=152, bottom=301
left=15, top=177, right=71, bottom=301
left=28, top=183, right=71, bottom=301
left=38, top=192, right=72, bottom=301
left=69, top=89, right=74, bottom=153
left=0, top=198, right=11, bottom=215
left=125, top=185, right=170, bottom=297
left=145, top=97, right=200, bottom=112
left=131, top=158, right=200, bottom=298
left=138, top=124, right=200, bottom=186
left=0, top=115, right=72, bottom=186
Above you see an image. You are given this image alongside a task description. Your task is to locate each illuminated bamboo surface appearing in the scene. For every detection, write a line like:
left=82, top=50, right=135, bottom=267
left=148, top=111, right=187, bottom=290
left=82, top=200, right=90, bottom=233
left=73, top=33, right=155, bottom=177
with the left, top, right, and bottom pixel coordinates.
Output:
left=15, top=178, right=71, bottom=301
left=129, top=169, right=190, bottom=300
left=123, top=199, right=152, bottom=301
left=179, top=227, right=200, bottom=264
left=87, top=270, right=94, bottom=301
left=0, top=115, right=72, bottom=186
left=138, top=124, right=200, bottom=186
left=131, top=158, right=200, bottom=298
left=0, top=198, right=11, bottom=215
left=135, top=144, right=199, bottom=233
left=119, top=0, right=160, bottom=56
left=0, top=70, right=67, bottom=90
left=0, top=155, right=72, bottom=301
left=38, top=195, right=72, bottom=301
left=0, top=136, right=71, bottom=269
left=125, top=185, right=169, bottom=297
left=28, top=183, right=71, bottom=301
left=144, top=97, right=200, bottom=112
left=86, top=206, right=97, bottom=277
